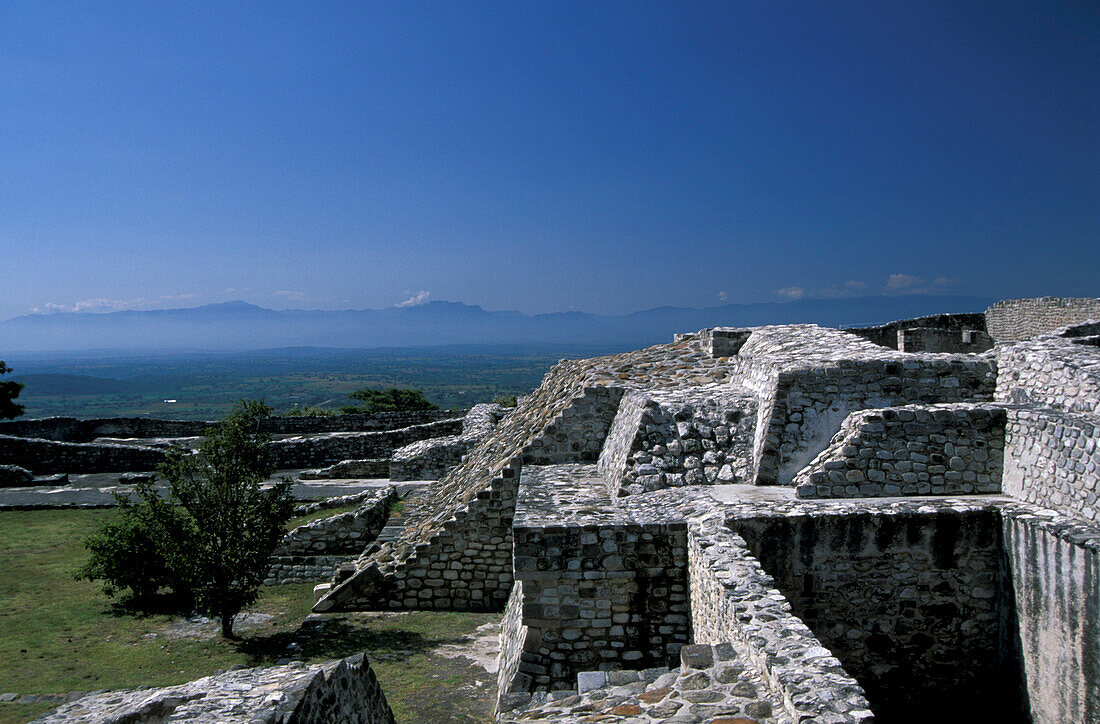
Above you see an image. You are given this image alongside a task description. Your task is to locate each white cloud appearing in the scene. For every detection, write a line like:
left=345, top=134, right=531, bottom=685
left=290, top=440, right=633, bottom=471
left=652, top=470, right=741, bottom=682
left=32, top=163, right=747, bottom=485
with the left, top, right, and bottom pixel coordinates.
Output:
left=396, top=290, right=431, bottom=307
left=158, top=293, right=199, bottom=303
left=34, top=298, right=150, bottom=313
left=716, top=291, right=728, bottom=302
left=886, top=273, right=921, bottom=291
left=777, top=286, right=805, bottom=300
left=844, top=280, right=867, bottom=290
left=933, top=277, right=954, bottom=287
left=271, top=290, right=310, bottom=302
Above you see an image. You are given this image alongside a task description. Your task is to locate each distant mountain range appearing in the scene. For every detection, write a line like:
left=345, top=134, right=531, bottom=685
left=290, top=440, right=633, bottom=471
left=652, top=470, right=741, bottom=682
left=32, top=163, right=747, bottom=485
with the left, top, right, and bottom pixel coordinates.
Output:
left=0, top=296, right=997, bottom=354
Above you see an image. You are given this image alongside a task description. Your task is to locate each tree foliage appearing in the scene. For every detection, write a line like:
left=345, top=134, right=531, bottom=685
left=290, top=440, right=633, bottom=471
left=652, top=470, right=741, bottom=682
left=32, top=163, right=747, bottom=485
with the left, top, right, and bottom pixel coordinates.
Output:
left=78, top=399, right=294, bottom=637
left=0, top=361, right=24, bottom=420
left=346, top=387, right=438, bottom=413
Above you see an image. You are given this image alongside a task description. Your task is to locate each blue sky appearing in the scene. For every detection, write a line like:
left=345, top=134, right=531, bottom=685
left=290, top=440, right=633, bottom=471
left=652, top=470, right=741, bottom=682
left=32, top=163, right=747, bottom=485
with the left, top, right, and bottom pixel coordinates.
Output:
left=1, top=1, right=1097, bottom=320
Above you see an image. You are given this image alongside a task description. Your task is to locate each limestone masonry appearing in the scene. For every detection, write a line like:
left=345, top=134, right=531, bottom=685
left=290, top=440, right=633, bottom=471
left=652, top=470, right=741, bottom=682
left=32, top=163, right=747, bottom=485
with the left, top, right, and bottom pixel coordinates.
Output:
left=14, top=297, right=1100, bottom=723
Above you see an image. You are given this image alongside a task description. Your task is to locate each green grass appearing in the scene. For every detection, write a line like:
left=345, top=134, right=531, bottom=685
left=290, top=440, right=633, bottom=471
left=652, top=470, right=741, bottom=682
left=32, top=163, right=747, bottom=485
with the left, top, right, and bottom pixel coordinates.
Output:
left=0, top=509, right=498, bottom=723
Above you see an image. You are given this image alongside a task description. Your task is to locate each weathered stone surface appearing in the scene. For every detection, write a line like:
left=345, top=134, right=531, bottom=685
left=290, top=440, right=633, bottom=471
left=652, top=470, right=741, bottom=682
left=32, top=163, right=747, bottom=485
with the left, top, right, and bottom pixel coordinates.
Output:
left=986, top=297, right=1100, bottom=342
left=389, top=403, right=506, bottom=481
left=0, top=463, right=33, bottom=487
left=32, top=654, right=395, bottom=723
left=794, top=403, right=1007, bottom=499
left=265, top=487, right=397, bottom=584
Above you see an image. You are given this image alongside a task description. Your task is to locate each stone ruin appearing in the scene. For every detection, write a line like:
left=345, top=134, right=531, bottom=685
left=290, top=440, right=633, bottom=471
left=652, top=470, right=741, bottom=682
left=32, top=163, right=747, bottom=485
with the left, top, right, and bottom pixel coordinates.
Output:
left=14, top=296, right=1100, bottom=722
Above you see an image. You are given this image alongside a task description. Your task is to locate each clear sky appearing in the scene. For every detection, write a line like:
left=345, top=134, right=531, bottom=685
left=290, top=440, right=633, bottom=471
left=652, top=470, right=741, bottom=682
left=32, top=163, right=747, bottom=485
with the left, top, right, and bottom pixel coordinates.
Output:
left=2, top=1, right=1097, bottom=320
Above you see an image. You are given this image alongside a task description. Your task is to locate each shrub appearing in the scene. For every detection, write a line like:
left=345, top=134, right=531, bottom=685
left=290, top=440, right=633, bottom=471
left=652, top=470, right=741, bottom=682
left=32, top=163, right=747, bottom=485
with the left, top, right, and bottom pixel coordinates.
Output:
left=76, top=488, right=193, bottom=604
left=492, top=394, right=518, bottom=408
left=78, top=399, right=295, bottom=637
left=345, top=387, right=439, bottom=413
left=278, top=406, right=339, bottom=417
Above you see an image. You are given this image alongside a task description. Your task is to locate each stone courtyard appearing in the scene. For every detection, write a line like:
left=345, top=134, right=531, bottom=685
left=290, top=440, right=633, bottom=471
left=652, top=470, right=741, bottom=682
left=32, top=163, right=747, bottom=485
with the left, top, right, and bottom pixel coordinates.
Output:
left=5, top=297, right=1100, bottom=723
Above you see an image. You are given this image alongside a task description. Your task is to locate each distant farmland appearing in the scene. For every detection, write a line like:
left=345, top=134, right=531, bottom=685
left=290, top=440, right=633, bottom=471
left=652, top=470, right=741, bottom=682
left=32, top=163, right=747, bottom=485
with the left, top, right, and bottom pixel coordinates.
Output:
left=7, top=344, right=624, bottom=420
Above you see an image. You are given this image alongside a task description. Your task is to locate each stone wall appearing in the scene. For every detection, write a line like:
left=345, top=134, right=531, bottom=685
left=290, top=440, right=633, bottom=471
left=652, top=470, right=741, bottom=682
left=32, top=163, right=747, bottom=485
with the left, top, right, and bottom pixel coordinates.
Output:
left=995, top=331, right=1100, bottom=414
left=269, top=418, right=463, bottom=469
left=314, top=460, right=521, bottom=612
left=389, top=403, right=504, bottom=481
left=729, top=506, right=1023, bottom=721
left=845, top=312, right=988, bottom=351
left=685, top=505, right=873, bottom=723
left=0, top=434, right=166, bottom=474
left=897, top=326, right=993, bottom=353
left=259, top=409, right=462, bottom=435
left=265, top=488, right=395, bottom=584
left=757, top=355, right=997, bottom=485
left=315, top=356, right=638, bottom=613
left=794, top=403, right=1006, bottom=499
left=34, top=654, right=395, bottom=723
left=0, top=416, right=210, bottom=442
left=1003, top=406, right=1100, bottom=522
left=1002, top=507, right=1100, bottom=723
left=598, top=386, right=757, bottom=496
left=297, top=458, right=389, bottom=480
left=986, top=297, right=1100, bottom=342
left=503, top=465, right=690, bottom=691
left=521, top=386, right=624, bottom=465
left=496, top=582, right=530, bottom=706
left=0, top=410, right=462, bottom=443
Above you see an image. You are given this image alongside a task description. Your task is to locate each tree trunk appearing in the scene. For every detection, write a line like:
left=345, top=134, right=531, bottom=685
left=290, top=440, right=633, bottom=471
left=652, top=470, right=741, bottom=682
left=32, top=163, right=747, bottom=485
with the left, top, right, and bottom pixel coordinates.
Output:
left=221, top=611, right=235, bottom=638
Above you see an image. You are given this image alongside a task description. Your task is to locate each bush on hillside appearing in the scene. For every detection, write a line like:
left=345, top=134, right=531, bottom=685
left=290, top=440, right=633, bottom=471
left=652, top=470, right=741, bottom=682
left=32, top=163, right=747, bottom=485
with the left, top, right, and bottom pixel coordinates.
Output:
left=345, top=387, right=439, bottom=413
left=78, top=399, right=294, bottom=637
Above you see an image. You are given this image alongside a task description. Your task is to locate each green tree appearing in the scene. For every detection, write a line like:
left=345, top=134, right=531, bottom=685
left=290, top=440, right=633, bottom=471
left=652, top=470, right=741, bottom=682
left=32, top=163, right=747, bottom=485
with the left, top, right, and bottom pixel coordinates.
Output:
left=0, top=361, right=24, bottom=419
left=345, top=387, right=439, bottom=413
left=78, top=399, right=294, bottom=637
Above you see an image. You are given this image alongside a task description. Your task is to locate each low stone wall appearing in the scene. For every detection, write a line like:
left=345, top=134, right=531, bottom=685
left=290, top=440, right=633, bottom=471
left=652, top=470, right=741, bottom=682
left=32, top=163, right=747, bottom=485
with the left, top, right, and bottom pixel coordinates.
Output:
left=34, top=654, right=395, bottom=723
left=388, top=436, right=466, bottom=481
left=0, top=410, right=463, bottom=442
left=266, top=554, right=359, bottom=585
left=709, top=324, right=998, bottom=486
left=986, top=297, right=1100, bottom=342
left=270, top=418, right=463, bottom=469
left=0, top=416, right=211, bottom=442
left=794, top=403, right=1006, bottom=499
left=297, top=458, right=389, bottom=480
left=260, top=409, right=462, bottom=435
left=503, top=465, right=690, bottom=691
left=0, top=434, right=165, bottom=474
left=729, top=505, right=1019, bottom=721
left=1003, top=406, right=1100, bottom=522
left=597, top=386, right=757, bottom=496
left=389, top=403, right=504, bottom=481
left=291, top=489, right=381, bottom=517
left=0, top=464, right=33, bottom=487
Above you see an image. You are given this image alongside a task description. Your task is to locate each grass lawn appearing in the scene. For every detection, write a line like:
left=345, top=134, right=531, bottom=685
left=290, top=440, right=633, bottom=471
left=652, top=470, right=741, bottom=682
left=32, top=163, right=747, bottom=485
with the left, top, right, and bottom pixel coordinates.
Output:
left=0, top=509, right=498, bottom=723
